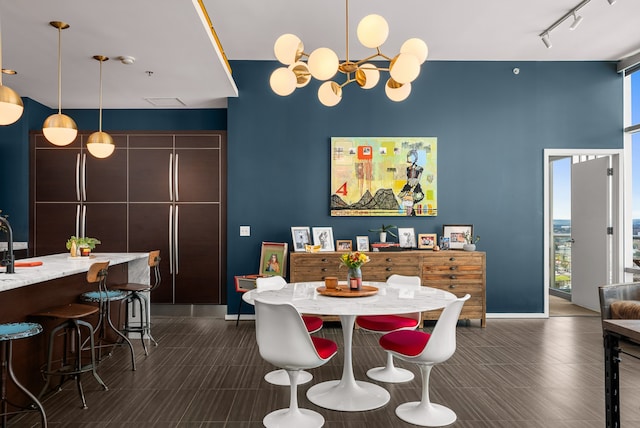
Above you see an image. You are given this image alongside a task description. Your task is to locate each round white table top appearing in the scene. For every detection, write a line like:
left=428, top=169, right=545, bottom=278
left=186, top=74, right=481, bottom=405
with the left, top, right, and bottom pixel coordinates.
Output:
left=242, top=281, right=456, bottom=316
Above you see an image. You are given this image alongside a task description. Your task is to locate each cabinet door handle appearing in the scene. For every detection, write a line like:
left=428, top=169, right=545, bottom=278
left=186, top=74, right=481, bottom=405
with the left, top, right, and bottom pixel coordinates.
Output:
left=321, top=258, right=328, bottom=262
left=75, top=153, right=81, bottom=201
left=321, top=268, right=327, bottom=272
left=81, top=205, right=86, bottom=237
left=386, top=267, right=392, bottom=271
left=449, top=266, right=457, bottom=271
left=168, top=153, right=173, bottom=201
left=175, top=205, right=179, bottom=274
left=168, top=206, right=173, bottom=274
left=386, top=258, right=392, bottom=262
left=449, top=275, right=457, bottom=280
left=81, top=153, right=87, bottom=201
left=449, top=284, right=457, bottom=288
left=75, top=204, right=80, bottom=237
left=175, top=153, right=180, bottom=202
left=449, top=257, right=456, bottom=261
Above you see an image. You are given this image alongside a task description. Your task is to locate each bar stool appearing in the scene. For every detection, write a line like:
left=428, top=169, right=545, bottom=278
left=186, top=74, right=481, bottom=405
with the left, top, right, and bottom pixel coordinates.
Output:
left=0, top=322, right=47, bottom=426
left=79, top=261, right=136, bottom=371
left=110, top=250, right=161, bottom=355
left=33, top=300, right=108, bottom=409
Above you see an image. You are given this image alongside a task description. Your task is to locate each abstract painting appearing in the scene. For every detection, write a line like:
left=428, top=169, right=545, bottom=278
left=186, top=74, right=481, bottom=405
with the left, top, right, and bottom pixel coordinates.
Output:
left=330, top=137, right=437, bottom=216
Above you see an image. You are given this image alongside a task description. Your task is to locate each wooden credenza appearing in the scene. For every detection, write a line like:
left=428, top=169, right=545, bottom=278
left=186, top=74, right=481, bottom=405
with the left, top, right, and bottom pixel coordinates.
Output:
left=289, top=250, right=486, bottom=327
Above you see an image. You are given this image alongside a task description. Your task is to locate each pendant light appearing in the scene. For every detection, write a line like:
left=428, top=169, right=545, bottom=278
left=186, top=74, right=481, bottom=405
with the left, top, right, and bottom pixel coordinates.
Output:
left=43, top=21, right=77, bottom=146
left=86, top=55, right=114, bottom=159
left=0, top=16, right=23, bottom=125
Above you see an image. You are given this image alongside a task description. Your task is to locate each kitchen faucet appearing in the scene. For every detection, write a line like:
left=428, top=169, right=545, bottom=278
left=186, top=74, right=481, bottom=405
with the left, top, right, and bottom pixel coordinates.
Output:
left=0, top=216, right=15, bottom=273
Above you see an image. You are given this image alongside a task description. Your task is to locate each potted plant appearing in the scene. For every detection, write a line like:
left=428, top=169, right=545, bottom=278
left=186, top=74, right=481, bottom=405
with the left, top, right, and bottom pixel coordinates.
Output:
left=462, top=231, right=480, bottom=251
left=66, top=236, right=101, bottom=257
left=368, top=224, right=397, bottom=243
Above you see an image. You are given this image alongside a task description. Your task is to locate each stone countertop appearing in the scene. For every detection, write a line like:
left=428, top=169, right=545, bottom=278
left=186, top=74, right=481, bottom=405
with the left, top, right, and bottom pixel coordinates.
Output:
left=0, top=242, right=28, bottom=251
left=0, top=252, right=148, bottom=292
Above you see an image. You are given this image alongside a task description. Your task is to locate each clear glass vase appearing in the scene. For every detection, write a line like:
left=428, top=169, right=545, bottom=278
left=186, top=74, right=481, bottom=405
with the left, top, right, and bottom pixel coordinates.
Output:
left=347, top=267, right=362, bottom=290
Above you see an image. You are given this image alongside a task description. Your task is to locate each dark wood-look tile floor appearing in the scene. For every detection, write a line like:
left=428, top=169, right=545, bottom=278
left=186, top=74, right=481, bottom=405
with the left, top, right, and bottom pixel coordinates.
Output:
left=12, top=312, right=640, bottom=427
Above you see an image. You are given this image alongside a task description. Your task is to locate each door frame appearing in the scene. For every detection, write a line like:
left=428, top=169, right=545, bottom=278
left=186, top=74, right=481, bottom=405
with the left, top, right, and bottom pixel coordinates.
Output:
left=543, top=148, right=624, bottom=316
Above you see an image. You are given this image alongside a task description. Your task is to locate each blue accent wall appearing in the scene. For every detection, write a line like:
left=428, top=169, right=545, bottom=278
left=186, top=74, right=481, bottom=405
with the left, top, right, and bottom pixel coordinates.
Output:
left=226, top=60, right=623, bottom=315
left=0, top=60, right=623, bottom=316
left=0, top=98, right=51, bottom=241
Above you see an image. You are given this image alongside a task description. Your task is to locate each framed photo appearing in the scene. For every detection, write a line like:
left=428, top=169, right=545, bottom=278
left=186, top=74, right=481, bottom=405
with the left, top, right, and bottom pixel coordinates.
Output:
left=418, top=233, right=437, bottom=249
left=312, top=227, right=335, bottom=251
left=291, top=226, right=312, bottom=252
left=356, top=236, right=370, bottom=251
left=442, top=224, right=473, bottom=250
left=336, top=240, right=352, bottom=251
left=259, top=242, right=288, bottom=276
left=398, top=227, right=416, bottom=248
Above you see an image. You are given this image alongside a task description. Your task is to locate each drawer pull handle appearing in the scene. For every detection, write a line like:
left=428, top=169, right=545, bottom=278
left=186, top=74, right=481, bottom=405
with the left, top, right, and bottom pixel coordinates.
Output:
left=386, top=267, right=392, bottom=271
left=449, top=257, right=456, bottom=261
left=386, top=258, right=392, bottom=262
left=449, top=266, right=457, bottom=271
left=321, top=258, right=328, bottom=262
left=450, top=275, right=457, bottom=280
left=449, top=284, right=457, bottom=288
left=322, top=268, right=327, bottom=272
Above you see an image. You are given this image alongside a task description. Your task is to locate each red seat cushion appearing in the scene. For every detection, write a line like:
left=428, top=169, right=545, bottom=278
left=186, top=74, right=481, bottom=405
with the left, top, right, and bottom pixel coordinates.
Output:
left=302, top=315, right=323, bottom=333
left=311, top=336, right=338, bottom=360
left=356, top=315, right=418, bottom=332
left=379, top=329, right=431, bottom=357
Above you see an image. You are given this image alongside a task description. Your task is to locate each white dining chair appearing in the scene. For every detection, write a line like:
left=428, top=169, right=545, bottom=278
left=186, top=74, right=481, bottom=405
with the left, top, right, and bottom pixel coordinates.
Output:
left=254, top=298, right=337, bottom=428
left=379, top=294, right=470, bottom=427
left=255, top=275, right=323, bottom=385
left=355, top=274, right=422, bottom=382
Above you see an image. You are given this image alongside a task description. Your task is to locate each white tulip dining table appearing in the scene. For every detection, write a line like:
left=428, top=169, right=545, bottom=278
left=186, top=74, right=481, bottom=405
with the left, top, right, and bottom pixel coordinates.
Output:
left=242, top=280, right=456, bottom=412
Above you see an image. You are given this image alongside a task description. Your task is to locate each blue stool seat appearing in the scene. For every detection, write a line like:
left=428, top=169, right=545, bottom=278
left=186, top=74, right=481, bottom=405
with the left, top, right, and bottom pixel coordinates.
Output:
left=0, top=322, right=47, bottom=427
left=80, top=290, right=127, bottom=303
left=0, top=322, right=42, bottom=340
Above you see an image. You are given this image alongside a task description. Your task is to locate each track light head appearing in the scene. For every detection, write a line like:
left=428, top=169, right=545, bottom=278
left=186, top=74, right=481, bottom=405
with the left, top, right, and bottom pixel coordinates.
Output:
left=607, top=0, right=616, bottom=5
left=569, top=12, right=583, bottom=30
left=541, top=33, right=552, bottom=49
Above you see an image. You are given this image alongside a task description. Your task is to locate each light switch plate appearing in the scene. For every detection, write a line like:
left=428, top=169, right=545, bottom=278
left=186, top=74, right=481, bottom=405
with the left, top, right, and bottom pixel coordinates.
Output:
left=240, top=226, right=250, bottom=236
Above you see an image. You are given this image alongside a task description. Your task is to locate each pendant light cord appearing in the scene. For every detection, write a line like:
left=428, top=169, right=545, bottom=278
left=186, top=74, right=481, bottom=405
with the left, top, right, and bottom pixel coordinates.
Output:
left=98, top=59, right=103, bottom=132
left=57, top=26, right=62, bottom=114
left=345, top=0, right=349, bottom=63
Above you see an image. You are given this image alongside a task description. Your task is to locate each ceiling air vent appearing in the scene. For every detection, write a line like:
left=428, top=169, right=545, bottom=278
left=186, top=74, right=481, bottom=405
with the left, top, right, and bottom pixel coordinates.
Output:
left=144, top=97, right=186, bottom=107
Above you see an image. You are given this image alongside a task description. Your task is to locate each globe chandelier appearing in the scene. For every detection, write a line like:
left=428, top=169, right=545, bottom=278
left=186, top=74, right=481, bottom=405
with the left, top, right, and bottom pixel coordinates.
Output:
left=269, top=0, right=428, bottom=107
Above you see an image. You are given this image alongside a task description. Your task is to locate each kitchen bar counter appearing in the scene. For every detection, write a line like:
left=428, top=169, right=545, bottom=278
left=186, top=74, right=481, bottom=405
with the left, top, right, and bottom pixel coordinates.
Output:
left=0, top=252, right=148, bottom=292
left=0, top=252, right=149, bottom=408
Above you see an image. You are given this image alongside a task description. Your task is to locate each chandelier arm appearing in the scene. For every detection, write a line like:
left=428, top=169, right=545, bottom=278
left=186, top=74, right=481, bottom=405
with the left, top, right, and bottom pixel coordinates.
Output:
left=339, top=77, right=357, bottom=89
left=353, top=53, right=385, bottom=66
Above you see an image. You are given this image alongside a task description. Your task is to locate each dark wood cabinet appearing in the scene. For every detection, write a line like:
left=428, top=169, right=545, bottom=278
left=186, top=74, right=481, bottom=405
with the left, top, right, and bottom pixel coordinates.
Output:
left=31, top=134, right=127, bottom=254
left=31, top=131, right=227, bottom=305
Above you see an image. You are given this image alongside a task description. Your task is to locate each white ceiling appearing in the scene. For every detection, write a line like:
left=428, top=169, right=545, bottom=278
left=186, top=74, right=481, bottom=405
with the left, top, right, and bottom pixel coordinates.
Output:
left=1, top=0, right=639, bottom=110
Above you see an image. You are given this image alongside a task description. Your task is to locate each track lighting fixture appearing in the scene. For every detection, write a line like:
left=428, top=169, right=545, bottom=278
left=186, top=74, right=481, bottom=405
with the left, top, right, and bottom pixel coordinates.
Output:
left=607, top=0, right=616, bottom=4
left=539, top=0, right=591, bottom=49
left=569, top=12, right=583, bottom=30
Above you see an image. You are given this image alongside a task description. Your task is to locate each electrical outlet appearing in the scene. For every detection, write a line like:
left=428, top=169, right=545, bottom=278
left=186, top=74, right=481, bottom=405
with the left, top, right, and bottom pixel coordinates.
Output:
left=240, top=226, right=250, bottom=236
